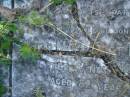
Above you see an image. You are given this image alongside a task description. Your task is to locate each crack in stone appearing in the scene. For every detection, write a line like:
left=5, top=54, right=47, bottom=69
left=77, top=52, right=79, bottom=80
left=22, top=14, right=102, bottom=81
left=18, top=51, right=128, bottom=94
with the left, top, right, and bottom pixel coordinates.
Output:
left=40, top=49, right=89, bottom=56
left=71, top=1, right=94, bottom=43
left=70, top=1, right=130, bottom=84
left=41, top=48, right=130, bottom=84
left=9, top=1, right=14, bottom=97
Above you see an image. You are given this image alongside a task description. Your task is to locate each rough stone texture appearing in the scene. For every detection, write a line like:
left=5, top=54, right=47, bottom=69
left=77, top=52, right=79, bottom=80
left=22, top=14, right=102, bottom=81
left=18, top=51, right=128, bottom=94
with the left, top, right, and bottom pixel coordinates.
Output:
left=0, top=65, right=9, bottom=97
left=1, top=0, right=130, bottom=97
left=12, top=47, right=126, bottom=97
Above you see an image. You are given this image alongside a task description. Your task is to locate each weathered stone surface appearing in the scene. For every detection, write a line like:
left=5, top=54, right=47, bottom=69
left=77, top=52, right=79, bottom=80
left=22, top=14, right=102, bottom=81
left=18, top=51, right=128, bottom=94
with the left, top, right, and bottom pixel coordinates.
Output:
left=0, top=65, right=10, bottom=97
left=14, top=0, right=91, bottom=52
left=8, top=0, right=130, bottom=97
left=12, top=47, right=127, bottom=97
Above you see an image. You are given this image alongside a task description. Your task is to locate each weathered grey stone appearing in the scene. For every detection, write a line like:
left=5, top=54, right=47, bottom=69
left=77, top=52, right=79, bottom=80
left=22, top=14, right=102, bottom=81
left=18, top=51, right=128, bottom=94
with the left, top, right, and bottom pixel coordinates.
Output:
left=9, top=0, right=130, bottom=97
left=12, top=48, right=127, bottom=97
left=0, top=65, right=10, bottom=97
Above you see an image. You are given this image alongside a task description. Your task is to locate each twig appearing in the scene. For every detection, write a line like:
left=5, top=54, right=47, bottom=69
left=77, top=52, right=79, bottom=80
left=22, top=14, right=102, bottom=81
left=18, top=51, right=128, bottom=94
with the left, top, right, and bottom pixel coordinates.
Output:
left=48, top=23, right=116, bottom=56
left=105, top=59, right=117, bottom=65
left=39, top=2, right=53, bottom=13
left=92, top=32, right=101, bottom=52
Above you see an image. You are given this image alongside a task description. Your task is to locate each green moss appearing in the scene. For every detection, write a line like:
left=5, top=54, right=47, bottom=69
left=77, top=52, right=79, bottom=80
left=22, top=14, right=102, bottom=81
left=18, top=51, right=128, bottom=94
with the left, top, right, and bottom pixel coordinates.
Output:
left=0, top=83, right=6, bottom=97
left=51, top=0, right=63, bottom=5
left=64, top=0, right=76, bottom=4
left=20, top=44, right=40, bottom=63
left=27, top=11, right=49, bottom=26
left=51, top=0, right=76, bottom=5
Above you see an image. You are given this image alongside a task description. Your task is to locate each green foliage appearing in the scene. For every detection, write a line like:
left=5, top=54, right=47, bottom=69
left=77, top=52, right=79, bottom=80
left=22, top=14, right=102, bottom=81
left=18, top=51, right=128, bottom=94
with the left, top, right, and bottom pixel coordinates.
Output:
left=0, top=13, right=44, bottom=65
left=0, top=21, right=17, bottom=65
left=34, top=87, right=45, bottom=97
left=0, top=83, right=6, bottom=97
left=64, top=0, right=76, bottom=4
left=20, top=44, right=40, bottom=62
left=0, top=0, right=77, bottom=66
left=18, top=15, right=27, bottom=23
left=50, top=0, right=76, bottom=5
left=18, top=11, right=49, bottom=26
left=0, top=24, right=4, bottom=30
left=51, top=0, right=63, bottom=5
left=0, top=21, right=17, bottom=34
left=0, top=35, right=13, bottom=50
left=5, top=23, right=17, bottom=33
left=27, top=11, right=49, bottom=26
left=0, top=56, right=11, bottom=65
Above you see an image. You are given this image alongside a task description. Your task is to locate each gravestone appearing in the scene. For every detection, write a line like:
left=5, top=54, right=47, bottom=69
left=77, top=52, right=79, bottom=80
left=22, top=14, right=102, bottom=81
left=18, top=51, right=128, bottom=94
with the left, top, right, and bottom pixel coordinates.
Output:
left=1, top=0, right=130, bottom=97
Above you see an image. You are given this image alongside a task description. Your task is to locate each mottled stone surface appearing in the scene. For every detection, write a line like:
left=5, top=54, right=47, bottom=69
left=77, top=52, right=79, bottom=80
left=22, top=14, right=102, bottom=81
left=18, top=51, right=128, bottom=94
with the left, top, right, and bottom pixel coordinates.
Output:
left=12, top=48, right=127, bottom=97
left=2, top=0, right=130, bottom=97
left=0, top=65, right=9, bottom=97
